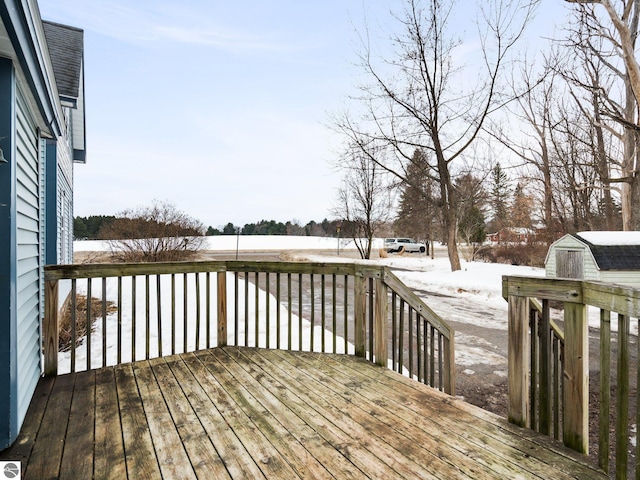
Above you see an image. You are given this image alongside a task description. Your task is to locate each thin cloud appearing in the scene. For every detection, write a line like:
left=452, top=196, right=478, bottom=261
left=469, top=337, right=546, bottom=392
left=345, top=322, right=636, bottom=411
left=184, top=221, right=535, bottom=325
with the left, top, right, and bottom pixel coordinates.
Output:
left=41, top=0, right=298, bottom=53
left=152, top=25, right=295, bottom=53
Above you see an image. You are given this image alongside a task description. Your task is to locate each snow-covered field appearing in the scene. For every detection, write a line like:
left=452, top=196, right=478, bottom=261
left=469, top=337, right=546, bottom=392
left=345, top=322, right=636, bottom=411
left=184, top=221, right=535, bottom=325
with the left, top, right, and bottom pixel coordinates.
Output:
left=65, top=236, right=637, bottom=374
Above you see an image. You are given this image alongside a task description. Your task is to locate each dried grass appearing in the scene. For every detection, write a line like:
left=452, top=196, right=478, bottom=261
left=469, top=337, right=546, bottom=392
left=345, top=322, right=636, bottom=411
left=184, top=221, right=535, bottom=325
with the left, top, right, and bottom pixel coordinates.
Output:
left=58, top=294, right=117, bottom=351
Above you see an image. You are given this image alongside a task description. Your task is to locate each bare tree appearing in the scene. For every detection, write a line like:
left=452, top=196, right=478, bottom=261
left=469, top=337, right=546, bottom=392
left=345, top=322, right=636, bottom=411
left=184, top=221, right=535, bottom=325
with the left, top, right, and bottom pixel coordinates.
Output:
left=490, top=56, right=562, bottom=235
left=99, top=200, right=206, bottom=262
left=334, top=142, right=392, bottom=260
left=335, top=0, right=537, bottom=270
left=565, top=0, right=640, bottom=229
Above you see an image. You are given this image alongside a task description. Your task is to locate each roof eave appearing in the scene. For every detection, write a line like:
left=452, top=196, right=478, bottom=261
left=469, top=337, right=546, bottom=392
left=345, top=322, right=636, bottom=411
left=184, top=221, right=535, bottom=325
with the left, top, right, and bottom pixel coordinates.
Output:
left=0, top=0, right=64, bottom=137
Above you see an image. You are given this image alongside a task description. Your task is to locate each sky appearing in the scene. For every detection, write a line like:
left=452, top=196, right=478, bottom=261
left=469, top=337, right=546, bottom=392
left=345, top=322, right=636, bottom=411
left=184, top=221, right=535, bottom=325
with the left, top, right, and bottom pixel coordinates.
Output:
left=38, top=0, right=572, bottom=229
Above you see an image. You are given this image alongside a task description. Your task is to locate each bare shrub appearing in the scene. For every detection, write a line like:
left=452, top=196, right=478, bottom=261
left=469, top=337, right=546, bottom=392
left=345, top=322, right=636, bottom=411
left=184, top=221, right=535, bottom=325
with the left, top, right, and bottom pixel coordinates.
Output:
left=478, top=242, right=548, bottom=267
left=379, top=248, right=388, bottom=258
left=99, top=200, right=206, bottom=262
left=58, top=294, right=117, bottom=351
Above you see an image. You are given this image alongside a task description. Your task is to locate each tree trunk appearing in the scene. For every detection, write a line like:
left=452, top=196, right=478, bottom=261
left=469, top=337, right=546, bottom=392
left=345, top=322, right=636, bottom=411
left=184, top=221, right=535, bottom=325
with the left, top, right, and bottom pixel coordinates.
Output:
left=592, top=90, right=616, bottom=229
left=445, top=210, right=461, bottom=270
left=622, top=78, right=637, bottom=230
left=435, top=139, right=461, bottom=271
left=541, top=140, right=554, bottom=236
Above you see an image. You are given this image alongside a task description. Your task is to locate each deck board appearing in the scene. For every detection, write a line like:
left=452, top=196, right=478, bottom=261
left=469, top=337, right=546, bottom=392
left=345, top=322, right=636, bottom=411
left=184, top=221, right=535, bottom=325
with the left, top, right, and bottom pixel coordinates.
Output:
left=94, top=367, right=127, bottom=480
left=1, top=347, right=608, bottom=479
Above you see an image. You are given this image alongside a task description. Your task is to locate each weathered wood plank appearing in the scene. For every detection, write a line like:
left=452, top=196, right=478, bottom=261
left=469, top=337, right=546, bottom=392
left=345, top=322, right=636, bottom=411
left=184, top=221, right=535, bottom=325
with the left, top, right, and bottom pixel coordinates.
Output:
left=538, top=299, right=552, bottom=436
left=252, top=348, right=460, bottom=479
left=44, top=260, right=361, bottom=281
left=6, top=347, right=608, bottom=480
left=148, top=356, right=230, bottom=478
left=202, top=348, right=339, bottom=478
left=43, top=279, right=59, bottom=376
left=503, top=276, right=584, bottom=303
left=271, top=348, right=583, bottom=480
left=182, top=351, right=291, bottom=479
left=563, top=302, right=589, bottom=454
left=217, top=271, right=227, bottom=347
left=94, top=367, right=127, bottom=480
left=115, top=363, right=162, bottom=480
left=191, top=349, right=305, bottom=478
left=23, top=374, right=74, bottom=479
left=354, top=275, right=366, bottom=357
left=598, top=309, right=611, bottom=474
left=218, top=348, right=367, bottom=479
left=257, top=348, right=527, bottom=479
left=352, top=352, right=605, bottom=478
left=508, top=295, right=529, bottom=428
left=615, top=313, right=630, bottom=478
left=132, top=360, right=196, bottom=479
left=59, top=370, right=96, bottom=480
left=374, top=279, right=388, bottom=366
left=0, top=376, right=54, bottom=465
left=229, top=348, right=421, bottom=479
left=284, top=349, right=596, bottom=480
left=170, top=353, right=262, bottom=479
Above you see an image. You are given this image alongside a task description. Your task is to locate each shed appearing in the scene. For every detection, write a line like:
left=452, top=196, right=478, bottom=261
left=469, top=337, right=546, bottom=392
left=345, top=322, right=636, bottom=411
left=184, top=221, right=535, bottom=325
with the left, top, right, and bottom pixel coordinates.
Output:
left=545, top=231, right=640, bottom=287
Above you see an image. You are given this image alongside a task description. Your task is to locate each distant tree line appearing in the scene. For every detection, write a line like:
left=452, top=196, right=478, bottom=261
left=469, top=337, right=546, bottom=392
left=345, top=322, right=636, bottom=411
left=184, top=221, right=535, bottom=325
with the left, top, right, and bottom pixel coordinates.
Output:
left=75, top=215, right=348, bottom=240
left=73, top=215, right=116, bottom=240
left=205, top=219, right=344, bottom=237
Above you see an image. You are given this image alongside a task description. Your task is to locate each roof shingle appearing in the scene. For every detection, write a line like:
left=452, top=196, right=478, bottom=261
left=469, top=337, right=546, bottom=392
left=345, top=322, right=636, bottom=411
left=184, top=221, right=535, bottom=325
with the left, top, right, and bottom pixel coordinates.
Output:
left=575, top=233, right=640, bottom=270
left=42, top=21, right=83, bottom=100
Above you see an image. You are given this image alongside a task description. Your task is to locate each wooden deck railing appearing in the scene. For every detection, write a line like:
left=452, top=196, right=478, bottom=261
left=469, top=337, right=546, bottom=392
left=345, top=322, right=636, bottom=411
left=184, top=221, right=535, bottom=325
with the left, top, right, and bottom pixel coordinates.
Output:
left=44, top=261, right=455, bottom=394
left=504, top=275, right=640, bottom=479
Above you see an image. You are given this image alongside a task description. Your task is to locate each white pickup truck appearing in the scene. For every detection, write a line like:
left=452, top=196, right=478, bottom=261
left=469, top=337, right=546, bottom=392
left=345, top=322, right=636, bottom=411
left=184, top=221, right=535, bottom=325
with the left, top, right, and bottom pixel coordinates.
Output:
left=384, top=238, right=426, bottom=253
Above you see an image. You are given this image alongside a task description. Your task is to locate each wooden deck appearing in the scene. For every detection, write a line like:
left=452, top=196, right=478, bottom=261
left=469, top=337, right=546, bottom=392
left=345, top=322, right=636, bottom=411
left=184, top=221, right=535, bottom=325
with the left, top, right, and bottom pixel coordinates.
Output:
left=1, top=347, right=606, bottom=479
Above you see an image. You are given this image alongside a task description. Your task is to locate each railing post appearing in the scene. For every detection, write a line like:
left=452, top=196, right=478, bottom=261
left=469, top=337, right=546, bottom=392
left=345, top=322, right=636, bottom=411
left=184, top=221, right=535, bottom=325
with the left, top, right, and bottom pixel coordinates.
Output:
left=599, top=309, right=611, bottom=473
left=443, top=333, right=455, bottom=396
left=44, top=279, right=59, bottom=376
left=354, top=274, right=366, bottom=357
left=563, top=301, right=588, bottom=454
left=508, top=294, right=529, bottom=428
left=374, top=279, right=388, bottom=367
left=217, top=272, right=227, bottom=347
left=539, top=299, right=552, bottom=436
left=615, top=313, right=629, bottom=475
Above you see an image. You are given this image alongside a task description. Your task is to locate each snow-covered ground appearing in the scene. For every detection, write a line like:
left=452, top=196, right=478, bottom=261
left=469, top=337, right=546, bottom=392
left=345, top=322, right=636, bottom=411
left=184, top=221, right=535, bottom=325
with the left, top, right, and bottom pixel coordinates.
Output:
left=66, top=236, right=637, bottom=374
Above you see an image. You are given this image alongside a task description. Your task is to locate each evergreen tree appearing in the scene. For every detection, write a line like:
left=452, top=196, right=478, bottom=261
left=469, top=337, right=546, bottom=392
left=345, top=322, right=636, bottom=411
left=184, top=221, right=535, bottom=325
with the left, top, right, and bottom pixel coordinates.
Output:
left=510, top=182, right=533, bottom=229
left=73, top=215, right=116, bottom=239
left=394, top=149, right=440, bottom=246
left=222, top=223, right=237, bottom=235
left=455, top=174, right=487, bottom=244
left=489, top=163, right=511, bottom=232
left=458, top=205, right=486, bottom=244
left=73, top=217, right=89, bottom=239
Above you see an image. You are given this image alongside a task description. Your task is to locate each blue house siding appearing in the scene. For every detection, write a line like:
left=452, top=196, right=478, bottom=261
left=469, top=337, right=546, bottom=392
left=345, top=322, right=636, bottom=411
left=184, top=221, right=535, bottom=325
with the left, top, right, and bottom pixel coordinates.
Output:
left=57, top=137, right=73, bottom=264
left=44, top=136, right=74, bottom=265
left=44, top=139, right=57, bottom=265
left=1, top=1, right=85, bottom=450
left=0, top=62, right=45, bottom=450
left=0, top=56, right=19, bottom=450
left=15, top=84, right=43, bottom=432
